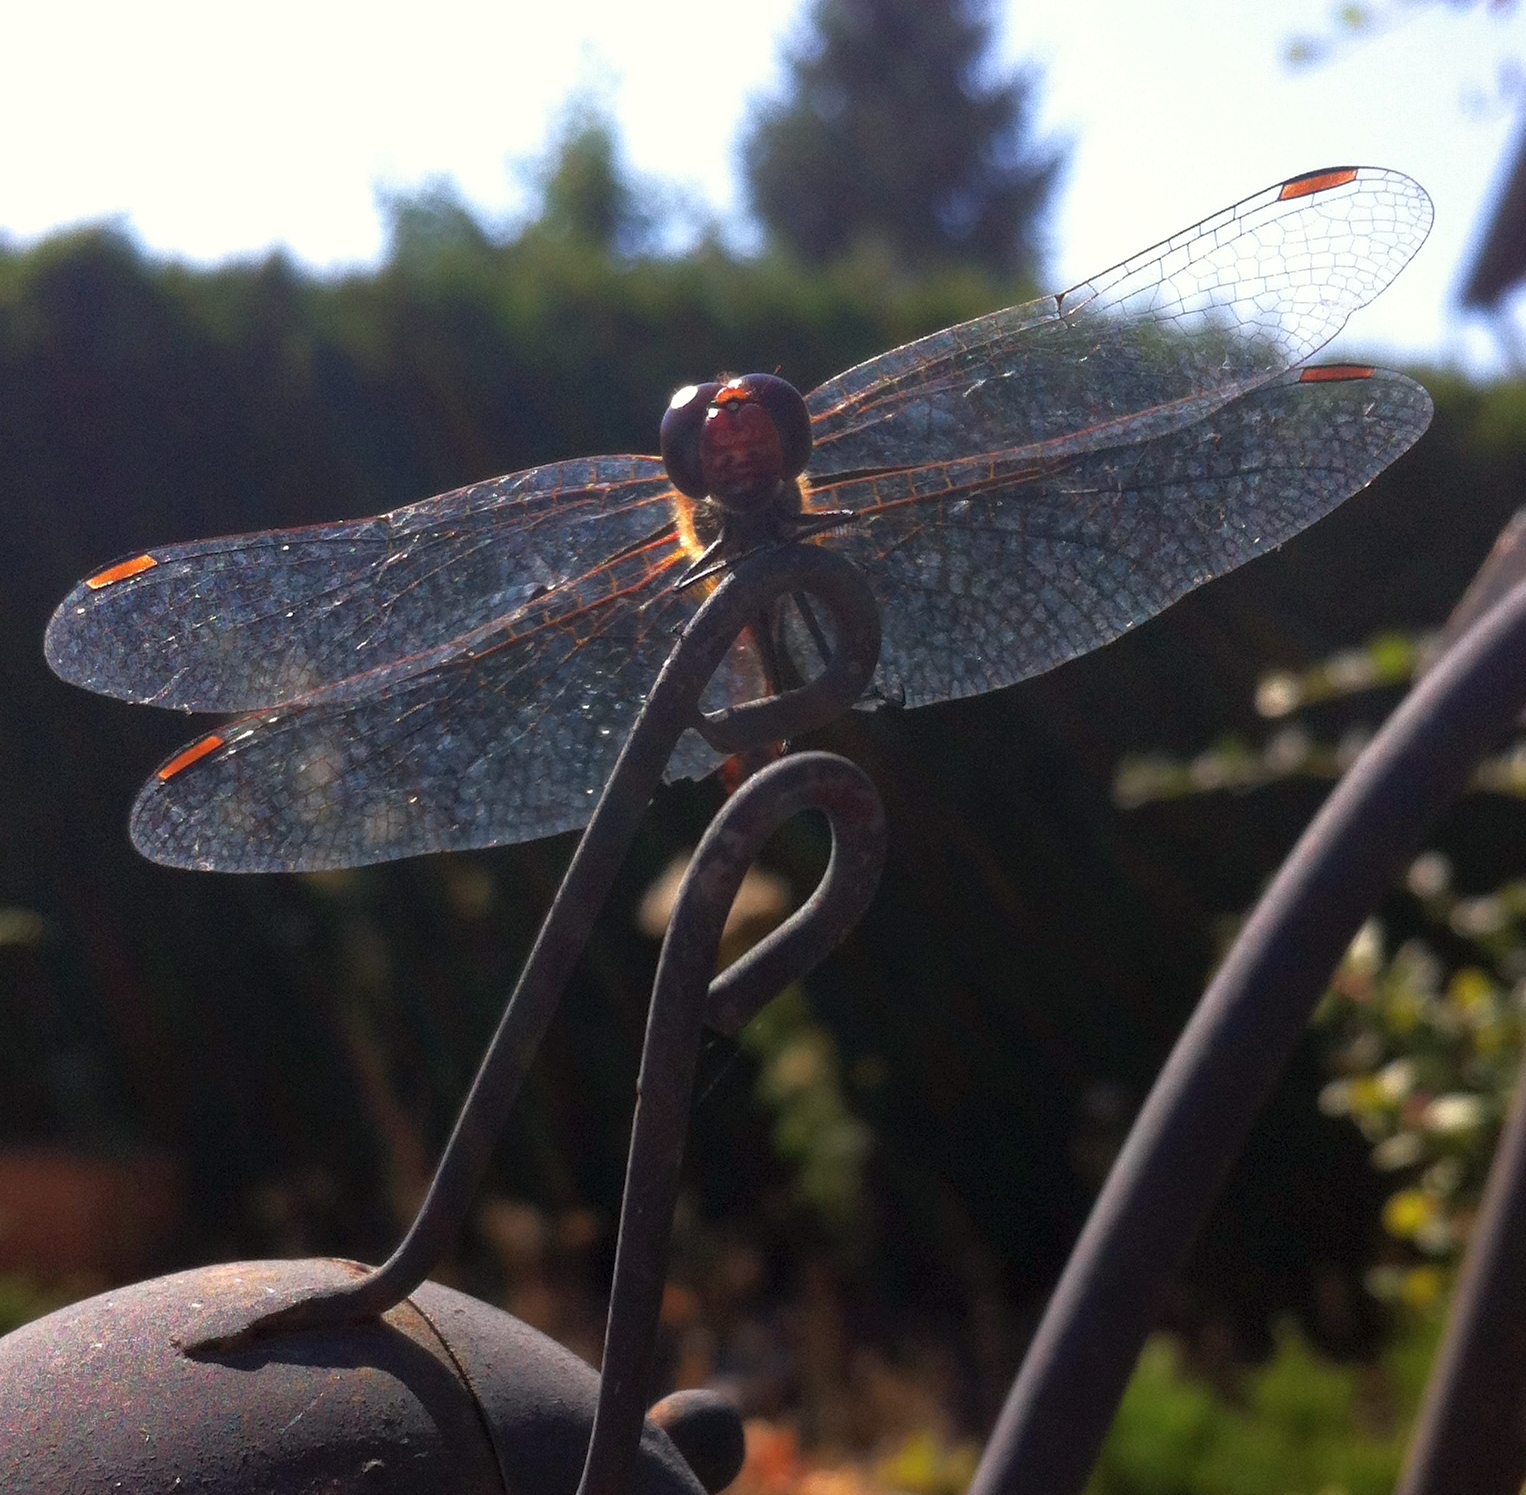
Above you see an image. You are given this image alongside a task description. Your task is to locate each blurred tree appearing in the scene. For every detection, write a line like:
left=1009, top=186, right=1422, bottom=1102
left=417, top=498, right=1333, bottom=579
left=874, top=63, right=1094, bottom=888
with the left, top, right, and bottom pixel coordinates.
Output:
left=742, top=0, right=1062, bottom=276
left=382, top=100, right=664, bottom=265
left=382, top=179, right=494, bottom=265
left=530, top=98, right=661, bottom=258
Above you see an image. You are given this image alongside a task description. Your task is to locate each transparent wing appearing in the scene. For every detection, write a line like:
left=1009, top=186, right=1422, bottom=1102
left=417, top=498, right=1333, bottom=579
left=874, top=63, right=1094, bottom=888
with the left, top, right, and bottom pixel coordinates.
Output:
left=51, top=165, right=1435, bottom=869
left=124, top=531, right=779, bottom=871
left=795, top=367, right=1433, bottom=708
left=45, top=457, right=677, bottom=712
left=805, top=168, right=1432, bottom=477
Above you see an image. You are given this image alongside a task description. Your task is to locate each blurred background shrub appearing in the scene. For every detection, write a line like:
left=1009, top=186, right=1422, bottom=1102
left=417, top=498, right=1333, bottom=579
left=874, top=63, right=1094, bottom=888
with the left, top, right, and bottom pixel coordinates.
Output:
left=6, top=1, right=1526, bottom=1488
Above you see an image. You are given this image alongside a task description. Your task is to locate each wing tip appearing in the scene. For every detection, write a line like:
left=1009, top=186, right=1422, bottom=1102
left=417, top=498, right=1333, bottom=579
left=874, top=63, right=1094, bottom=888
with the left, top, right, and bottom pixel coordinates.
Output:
left=1275, top=166, right=1433, bottom=237
left=156, top=733, right=226, bottom=782
left=1278, top=167, right=1361, bottom=201
left=42, top=604, right=81, bottom=680
left=85, top=553, right=159, bottom=590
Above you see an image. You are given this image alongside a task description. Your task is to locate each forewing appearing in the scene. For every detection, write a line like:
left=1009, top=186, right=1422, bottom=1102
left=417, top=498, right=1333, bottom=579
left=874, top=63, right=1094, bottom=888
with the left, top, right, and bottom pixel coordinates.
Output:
left=798, top=367, right=1432, bottom=708
left=45, top=457, right=677, bottom=712
left=805, top=168, right=1432, bottom=476
left=126, top=530, right=758, bottom=871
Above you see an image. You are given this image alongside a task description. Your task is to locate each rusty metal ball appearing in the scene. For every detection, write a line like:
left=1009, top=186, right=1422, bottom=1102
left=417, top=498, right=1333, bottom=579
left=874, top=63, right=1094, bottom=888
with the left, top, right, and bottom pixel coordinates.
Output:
left=0, top=1258, right=736, bottom=1494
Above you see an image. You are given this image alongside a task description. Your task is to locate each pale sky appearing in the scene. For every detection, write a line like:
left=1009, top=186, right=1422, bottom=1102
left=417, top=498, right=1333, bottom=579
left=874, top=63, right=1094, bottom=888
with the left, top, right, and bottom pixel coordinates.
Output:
left=3, top=0, right=1524, bottom=377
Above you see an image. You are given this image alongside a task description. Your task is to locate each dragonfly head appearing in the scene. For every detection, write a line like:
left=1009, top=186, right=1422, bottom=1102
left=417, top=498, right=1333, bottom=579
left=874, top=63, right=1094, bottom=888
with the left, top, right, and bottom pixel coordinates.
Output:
left=661, top=373, right=812, bottom=514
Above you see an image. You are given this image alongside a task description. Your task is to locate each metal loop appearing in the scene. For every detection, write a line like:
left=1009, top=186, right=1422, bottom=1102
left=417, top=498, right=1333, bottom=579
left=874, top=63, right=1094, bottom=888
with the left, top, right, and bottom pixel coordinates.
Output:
left=691, top=548, right=881, bottom=755
left=187, top=543, right=881, bottom=1352
left=703, top=758, right=886, bottom=1037
left=574, top=751, right=886, bottom=1495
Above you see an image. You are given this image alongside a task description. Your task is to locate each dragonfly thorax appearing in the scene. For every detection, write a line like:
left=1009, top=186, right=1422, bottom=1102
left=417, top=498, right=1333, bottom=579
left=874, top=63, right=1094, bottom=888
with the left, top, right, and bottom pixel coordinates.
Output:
left=677, top=475, right=810, bottom=567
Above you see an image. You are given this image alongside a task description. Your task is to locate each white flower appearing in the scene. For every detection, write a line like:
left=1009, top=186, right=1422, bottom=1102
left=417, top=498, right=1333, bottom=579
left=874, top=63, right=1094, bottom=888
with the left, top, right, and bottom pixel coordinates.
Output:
left=1422, top=1095, right=1487, bottom=1135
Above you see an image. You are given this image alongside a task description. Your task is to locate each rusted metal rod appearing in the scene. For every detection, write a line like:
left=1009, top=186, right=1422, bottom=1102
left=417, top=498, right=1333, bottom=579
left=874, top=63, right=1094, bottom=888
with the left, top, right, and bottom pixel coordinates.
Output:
left=576, top=751, right=886, bottom=1495
left=190, top=543, right=881, bottom=1352
left=968, top=570, right=1526, bottom=1495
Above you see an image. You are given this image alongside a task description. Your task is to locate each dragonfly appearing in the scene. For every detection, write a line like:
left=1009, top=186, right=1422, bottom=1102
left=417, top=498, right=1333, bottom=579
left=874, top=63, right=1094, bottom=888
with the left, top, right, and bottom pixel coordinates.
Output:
left=46, top=166, right=1434, bottom=874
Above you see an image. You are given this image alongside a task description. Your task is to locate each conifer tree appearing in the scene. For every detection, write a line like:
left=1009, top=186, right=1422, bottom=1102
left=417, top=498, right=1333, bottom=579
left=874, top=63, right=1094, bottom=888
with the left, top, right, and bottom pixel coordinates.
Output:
left=537, top=105, right=635, bottom=253
left=743, top=0, right=1061, bottom=276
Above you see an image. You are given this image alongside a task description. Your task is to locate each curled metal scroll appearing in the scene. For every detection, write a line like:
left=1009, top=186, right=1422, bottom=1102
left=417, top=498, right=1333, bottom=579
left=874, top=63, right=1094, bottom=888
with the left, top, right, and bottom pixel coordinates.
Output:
left=190, top=543, right=882, bottom=1352
left=576, top=750, right=887, bottom=1495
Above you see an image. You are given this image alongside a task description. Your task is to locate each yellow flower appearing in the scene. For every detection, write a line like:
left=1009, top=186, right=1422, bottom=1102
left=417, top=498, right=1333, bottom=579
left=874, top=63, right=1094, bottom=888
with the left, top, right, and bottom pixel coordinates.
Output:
left=1399, top=1265, right=1444, bottom=1311
left=1383, top=1189, right=1437, bottom=1239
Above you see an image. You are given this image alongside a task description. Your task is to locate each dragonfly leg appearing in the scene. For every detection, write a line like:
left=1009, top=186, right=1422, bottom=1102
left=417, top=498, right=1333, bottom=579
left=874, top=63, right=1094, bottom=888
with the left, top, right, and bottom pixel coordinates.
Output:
left=788, top=590, right=834, bottom=671
left=670, top=534, right=728, bottom=592
left=672, top=504, right=860, bottom=595
left=786, top=506, right=856, bottom=542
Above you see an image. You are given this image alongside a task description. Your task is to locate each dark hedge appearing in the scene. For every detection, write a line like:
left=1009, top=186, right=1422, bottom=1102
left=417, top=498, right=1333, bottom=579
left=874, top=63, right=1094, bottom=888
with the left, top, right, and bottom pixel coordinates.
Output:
left=1, top=221, right=1519, bottom=1394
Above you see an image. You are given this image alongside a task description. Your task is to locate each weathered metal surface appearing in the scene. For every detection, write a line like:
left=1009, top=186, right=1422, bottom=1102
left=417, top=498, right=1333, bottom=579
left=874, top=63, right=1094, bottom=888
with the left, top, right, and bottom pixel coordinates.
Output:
left=967, top=565, right=1526, bottom=1495
left=200, top=544, right=881, bottom=1353
left=576, top=752, right=886, bottom=1495
left=648, top=1391, right=748, bottom=1495
left=0, top=1257, right=713, bottom=1494
left=415, top=1275, right=709, bottom=1495
left=0, top=1259, right=500, bottom=1492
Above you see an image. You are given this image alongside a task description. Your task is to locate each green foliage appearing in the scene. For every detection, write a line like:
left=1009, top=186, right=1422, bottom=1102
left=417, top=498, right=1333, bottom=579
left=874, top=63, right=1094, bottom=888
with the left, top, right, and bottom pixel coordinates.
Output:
left=1086, top=1316, right=1440, bottom=1495
left=875, top=1429, right=981, bottom=1494
left=0, top=1276, right=77, bottom=1337
left=742, top=0, right=1061, bottom=275
left=1111, top=543, right=1526, bottom=1310
left=537, top=107, right=632, bottom=252
left=382, top=179, right=495, bottom=266
left=522, top=97, right=667, bottom=258
left=1317, top=855, right=1526, bottom=1308
left=333, top=195, right=1015, bottom=484
left=1112, top=632, right=1526, bottom=810
left=1468, top=377, right=1526, bottom=455
left=740, top=985, right=873, bottom=1231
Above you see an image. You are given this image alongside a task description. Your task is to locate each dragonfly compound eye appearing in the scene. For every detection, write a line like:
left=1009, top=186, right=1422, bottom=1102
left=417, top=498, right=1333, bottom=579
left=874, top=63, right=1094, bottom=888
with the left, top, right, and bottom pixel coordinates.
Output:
left=698, top=375, right=812, bottom=512
left=661, top=375, right=811, bottom=510
left=660, top=381, right=721, bottom=500
left=731, top=373, right=811, bottom=481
